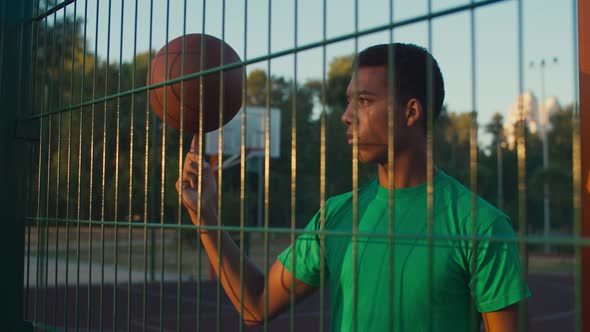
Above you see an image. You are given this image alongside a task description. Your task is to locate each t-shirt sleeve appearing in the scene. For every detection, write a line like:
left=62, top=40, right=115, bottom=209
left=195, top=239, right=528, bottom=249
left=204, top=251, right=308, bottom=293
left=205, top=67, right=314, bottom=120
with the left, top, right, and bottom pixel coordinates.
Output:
left=276, top=211, right=324, bottom=287
left=468, top=217, right=532, bottom=312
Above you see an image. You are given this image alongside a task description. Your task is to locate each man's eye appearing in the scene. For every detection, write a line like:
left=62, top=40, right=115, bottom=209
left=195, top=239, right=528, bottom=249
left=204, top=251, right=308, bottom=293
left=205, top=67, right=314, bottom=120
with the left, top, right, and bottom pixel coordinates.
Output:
left=345, top=97, right=370, bottom=106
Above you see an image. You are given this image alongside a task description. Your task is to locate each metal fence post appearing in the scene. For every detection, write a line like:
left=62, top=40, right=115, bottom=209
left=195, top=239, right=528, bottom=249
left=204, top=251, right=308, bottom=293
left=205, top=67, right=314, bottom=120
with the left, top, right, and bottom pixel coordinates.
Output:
left=578, top=1, right=590, bottom=330
left=0, top=0, right=33, bottom=331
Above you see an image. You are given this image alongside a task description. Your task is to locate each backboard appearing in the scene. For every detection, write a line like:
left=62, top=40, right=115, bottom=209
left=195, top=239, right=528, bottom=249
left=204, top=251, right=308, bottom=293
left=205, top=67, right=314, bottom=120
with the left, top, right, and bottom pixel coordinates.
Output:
left=205, top=106, right=281, bottom=159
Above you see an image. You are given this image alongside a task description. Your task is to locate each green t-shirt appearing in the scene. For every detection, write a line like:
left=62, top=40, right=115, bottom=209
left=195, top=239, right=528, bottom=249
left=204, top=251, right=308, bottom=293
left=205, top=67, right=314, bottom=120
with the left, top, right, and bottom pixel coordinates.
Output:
left=277, top=171, right=531, bottom=332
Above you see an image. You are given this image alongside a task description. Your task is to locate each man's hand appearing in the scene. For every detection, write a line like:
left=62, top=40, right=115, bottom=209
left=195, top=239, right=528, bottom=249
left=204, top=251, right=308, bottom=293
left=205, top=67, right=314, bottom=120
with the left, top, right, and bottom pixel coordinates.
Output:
left=175, top=135, right=217, bottom=222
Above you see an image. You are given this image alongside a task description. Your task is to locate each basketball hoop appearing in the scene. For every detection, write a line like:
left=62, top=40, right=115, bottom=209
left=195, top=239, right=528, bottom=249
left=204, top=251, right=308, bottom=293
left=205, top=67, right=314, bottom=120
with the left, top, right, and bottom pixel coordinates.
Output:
left=214, top=147, right=265, bottom=171
left=204, top=106, right=282, bottom=160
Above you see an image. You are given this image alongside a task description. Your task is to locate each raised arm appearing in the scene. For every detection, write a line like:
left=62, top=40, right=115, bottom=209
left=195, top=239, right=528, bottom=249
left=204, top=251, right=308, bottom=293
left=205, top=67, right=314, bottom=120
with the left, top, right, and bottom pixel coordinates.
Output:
left=176, top=137, right=316, bottom=325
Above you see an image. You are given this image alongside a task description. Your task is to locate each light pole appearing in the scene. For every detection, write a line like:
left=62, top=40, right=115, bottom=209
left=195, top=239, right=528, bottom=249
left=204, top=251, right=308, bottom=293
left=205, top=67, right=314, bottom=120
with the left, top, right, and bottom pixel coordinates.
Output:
left=497, top=139, right=505, bottom=212
left=529, top=57, right=558, bottom=253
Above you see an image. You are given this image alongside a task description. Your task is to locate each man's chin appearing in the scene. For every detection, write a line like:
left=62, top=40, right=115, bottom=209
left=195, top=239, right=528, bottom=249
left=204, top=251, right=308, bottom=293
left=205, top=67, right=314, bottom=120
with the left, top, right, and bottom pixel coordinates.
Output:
left=357, top=153, right=382, bottom=164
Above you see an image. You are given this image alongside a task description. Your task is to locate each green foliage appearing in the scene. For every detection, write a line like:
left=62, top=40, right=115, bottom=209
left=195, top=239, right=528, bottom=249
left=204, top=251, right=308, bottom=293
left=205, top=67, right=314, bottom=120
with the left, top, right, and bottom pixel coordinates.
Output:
left=38, top=15, right=576, bottom=239
left=325, top=54, right=355, bottom=108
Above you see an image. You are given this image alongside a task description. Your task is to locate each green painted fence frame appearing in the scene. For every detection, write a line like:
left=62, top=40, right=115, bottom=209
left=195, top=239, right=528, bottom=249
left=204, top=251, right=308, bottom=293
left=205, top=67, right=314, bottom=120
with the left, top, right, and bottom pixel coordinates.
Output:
left=1, top=0, right=588, bottom=331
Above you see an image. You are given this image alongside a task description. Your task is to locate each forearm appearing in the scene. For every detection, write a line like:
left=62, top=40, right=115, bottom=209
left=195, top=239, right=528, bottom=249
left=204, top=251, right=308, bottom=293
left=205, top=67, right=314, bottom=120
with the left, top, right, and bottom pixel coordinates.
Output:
left=188, top=210, right=267, bottom=323
left=482, top=303, right=530, bottom=332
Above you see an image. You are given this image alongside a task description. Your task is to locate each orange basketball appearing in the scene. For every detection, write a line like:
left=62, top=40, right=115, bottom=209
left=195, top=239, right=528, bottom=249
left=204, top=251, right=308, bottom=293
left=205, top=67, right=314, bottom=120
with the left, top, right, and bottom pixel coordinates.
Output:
left=148, top=34, right=244, bottom=134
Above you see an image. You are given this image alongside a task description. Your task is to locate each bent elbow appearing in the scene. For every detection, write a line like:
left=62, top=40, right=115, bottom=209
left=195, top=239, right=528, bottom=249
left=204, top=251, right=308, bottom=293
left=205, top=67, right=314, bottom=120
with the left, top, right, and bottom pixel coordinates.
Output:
left=242, top=318, right=263, bottom=327
left=241, top=310, right=270, bottom=327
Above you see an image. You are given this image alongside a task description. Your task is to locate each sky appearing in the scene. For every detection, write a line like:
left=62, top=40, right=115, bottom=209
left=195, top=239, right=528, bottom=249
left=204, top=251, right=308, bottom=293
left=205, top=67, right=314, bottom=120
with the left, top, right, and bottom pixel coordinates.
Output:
left=65, top=0, right=577, bottom=147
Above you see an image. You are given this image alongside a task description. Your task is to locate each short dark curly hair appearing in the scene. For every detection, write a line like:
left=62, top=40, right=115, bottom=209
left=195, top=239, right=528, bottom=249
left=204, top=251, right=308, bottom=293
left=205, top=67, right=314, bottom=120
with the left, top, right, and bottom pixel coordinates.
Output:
left=355, top=43, right=445, bottom=129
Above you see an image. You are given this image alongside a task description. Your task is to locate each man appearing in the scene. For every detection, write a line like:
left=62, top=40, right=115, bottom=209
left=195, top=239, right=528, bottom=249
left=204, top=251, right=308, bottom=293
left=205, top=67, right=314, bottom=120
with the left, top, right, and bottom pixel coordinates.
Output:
left=176, top=43, right=531, bottom=331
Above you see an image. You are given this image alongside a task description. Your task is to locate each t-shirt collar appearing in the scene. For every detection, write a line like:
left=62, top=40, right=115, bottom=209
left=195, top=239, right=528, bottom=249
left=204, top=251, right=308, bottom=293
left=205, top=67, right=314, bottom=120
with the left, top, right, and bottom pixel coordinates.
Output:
left=375, top=170, right=446, bottom=201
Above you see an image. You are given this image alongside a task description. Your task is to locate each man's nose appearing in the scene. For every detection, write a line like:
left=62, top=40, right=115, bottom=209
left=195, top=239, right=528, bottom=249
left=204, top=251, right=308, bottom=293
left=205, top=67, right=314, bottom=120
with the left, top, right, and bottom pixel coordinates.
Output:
left=341, top=103, right=352, bottom=126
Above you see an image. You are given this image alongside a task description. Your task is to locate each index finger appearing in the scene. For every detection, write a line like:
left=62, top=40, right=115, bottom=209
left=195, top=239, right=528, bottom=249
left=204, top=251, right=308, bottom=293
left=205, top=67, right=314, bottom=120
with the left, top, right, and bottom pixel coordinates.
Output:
left=190, top=134, right=198, bottom=153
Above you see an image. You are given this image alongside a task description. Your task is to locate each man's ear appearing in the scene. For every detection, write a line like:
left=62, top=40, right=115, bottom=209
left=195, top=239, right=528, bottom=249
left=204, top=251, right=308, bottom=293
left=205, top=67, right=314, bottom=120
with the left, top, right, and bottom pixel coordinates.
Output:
left=404, top=98, right=423, bottom=128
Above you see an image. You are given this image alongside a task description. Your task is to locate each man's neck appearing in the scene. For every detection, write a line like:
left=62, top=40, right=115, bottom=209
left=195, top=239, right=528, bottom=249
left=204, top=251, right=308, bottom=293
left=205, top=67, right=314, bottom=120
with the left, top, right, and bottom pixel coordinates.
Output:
left=377, top=148, right=439, bottom=189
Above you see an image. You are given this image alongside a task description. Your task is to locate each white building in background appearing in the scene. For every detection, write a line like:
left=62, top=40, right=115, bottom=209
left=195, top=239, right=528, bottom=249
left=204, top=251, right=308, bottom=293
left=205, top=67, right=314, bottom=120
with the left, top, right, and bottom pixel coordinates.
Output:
left=504, top=91, right=560, bottom=149
left=537, top=96, right=560, bottom=136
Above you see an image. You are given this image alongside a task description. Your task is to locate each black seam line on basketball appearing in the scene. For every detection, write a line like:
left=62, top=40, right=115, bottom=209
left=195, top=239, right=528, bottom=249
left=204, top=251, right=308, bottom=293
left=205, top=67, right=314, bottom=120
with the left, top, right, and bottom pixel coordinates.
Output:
left=165, top=54, right=188, bottom=118
left=21, top=217, right=590, bottom=246
left=151, top=52, right=196, bottom=129
left=26, top=0, right=507, bottom=119
left=150, top=55, right=165, bottom=113
left=151, top=57, right=176, bottom=126
left=150, top=56, right=183, bottom=128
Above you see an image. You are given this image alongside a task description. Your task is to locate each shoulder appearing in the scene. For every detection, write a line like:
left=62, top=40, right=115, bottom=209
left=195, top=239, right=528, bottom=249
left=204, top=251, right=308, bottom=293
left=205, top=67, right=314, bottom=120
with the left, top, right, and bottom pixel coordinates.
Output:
left=321, top=179, right=379, bottom=224
left=326, top=179, right=377, bottom=208
left=436, top=171, right=510, bottom=230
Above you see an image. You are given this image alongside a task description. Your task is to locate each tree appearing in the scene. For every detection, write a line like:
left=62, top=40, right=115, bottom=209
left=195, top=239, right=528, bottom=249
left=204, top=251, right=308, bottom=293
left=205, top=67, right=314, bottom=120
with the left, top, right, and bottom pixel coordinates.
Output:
left=485, top=113, right=505, bottom=152
left=325, top=54, right=355, bottom=109
left=39, top=12, right=576, bottom=244
left=245, top=69, right=268, bottom=106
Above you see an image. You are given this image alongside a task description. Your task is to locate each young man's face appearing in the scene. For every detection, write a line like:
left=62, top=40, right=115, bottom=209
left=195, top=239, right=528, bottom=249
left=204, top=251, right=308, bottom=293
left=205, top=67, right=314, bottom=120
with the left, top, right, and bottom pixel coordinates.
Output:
left=341, top=65, right=413, bottom=164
